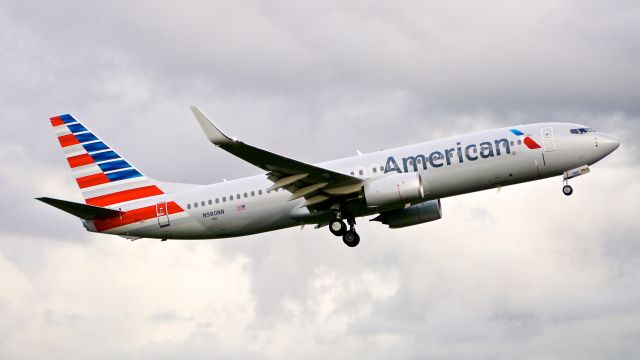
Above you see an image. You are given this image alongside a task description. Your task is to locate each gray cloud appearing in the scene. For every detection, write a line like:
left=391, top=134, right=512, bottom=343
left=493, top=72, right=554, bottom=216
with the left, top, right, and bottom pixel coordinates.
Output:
left=1, top=0, right=639, bottom=359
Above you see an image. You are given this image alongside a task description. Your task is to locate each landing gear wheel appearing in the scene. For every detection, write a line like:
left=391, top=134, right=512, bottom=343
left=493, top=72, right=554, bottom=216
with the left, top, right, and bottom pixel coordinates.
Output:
left=329, top=219, right=347, bottom=236
left=562, top=184, right=573, bottom=196
left=342, top=230, right=360, bottom=247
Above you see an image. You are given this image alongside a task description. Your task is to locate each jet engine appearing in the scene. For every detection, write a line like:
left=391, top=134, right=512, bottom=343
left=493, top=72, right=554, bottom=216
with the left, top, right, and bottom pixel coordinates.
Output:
left=363, top=173, right=424, bottom=207
left=371, top=199, right=442, bottom=228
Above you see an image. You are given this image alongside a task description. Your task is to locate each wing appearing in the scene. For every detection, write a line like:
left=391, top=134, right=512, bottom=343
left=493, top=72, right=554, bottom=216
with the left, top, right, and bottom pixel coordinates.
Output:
left=190, top=107, right=363, bottom=208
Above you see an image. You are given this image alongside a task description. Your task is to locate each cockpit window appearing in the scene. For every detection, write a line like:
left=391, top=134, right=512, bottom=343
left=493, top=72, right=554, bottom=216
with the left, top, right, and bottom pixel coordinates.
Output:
left=570, top=128, right=596, bottom=135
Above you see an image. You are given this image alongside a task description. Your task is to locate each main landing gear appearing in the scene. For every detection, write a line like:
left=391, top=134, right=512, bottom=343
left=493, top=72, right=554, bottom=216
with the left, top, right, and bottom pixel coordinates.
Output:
left=329, top=218, right=347, bottom=236
left=329, top=212, right=360, bottom=247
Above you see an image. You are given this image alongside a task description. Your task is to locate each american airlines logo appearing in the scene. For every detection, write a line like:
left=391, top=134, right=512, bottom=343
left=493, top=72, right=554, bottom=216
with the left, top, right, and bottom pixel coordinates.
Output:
left=509, top=129, right=541, bottom=149
left=384, top=131, right=533, bottom=174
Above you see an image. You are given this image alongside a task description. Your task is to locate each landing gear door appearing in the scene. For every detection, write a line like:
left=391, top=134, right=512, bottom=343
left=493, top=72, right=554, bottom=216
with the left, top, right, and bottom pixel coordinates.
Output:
left=156, top=202, right=170, bottom=228
left=541, top=127, right=556, bottom=152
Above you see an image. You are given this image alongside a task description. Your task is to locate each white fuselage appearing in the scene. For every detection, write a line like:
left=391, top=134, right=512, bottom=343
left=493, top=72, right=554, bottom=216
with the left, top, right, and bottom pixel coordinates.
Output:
left=89, top=123, right=618, bottom=240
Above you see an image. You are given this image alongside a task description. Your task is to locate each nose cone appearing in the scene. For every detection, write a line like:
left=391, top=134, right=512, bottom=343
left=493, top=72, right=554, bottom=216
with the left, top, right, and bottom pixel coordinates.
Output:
left=598, top=133, right=620, bottom=155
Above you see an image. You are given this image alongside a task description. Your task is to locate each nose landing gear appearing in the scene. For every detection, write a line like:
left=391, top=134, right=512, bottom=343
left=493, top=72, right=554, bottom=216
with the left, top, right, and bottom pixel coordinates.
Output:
left=562, top=165, right=590, bottom=196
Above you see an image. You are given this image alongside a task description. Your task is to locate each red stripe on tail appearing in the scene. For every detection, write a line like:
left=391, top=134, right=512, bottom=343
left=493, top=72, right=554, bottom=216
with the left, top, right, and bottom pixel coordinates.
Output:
left=85, top=185, right=164, bottom=207
left=93, top=201, right=183, bottom=232
left=76, top=173, right=110, bottom=189
left=50, top=116, right=64, bottom=127
left=67, top=154, right=94, bottom=168
left=58, top=134, right=79, bottom=147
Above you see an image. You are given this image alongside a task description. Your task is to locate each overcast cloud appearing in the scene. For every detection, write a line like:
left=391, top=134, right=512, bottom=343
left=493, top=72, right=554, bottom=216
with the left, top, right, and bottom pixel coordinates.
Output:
left=1, top=0, right=639, bottom=359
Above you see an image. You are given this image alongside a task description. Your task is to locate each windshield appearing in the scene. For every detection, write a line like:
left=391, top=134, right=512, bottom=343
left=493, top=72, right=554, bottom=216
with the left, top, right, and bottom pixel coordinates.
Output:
left=570, top=128, right=596, bottom=134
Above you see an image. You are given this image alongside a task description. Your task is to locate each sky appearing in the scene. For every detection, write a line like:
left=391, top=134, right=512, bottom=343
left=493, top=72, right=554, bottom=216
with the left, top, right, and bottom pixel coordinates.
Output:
left=1, top=0, right=640, bottom=358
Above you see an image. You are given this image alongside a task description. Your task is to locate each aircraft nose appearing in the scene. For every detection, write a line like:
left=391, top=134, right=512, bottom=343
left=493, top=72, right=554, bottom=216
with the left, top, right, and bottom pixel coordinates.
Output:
left=597, top=133, right=620, bottom=154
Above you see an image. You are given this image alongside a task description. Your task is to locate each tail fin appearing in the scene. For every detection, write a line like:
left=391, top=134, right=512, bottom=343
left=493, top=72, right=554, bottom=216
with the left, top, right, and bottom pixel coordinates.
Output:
left=50, top=114, right=165, bottom=207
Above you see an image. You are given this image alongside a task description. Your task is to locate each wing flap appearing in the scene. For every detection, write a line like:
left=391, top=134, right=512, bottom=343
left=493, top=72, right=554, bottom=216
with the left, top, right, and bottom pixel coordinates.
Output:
left=267, top=173, right=309, bottom=192
left=289, top=182, right=328, bottom=201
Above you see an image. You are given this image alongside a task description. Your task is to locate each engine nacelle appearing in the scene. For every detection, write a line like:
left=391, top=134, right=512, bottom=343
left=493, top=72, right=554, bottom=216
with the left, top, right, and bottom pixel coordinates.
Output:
left=363, top=173, right=424, bottom=207
left=372, top=199, right=442, bottom=228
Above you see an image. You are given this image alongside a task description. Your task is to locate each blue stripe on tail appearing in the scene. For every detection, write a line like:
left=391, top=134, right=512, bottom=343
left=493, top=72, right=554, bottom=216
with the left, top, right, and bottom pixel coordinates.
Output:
left=98, top=160, right=131, bottom=172
left=83, top=141, right=109, bottom=152
left=90, top=151, right=120, bottom=162
left=106, top=169, right=143, bottom=182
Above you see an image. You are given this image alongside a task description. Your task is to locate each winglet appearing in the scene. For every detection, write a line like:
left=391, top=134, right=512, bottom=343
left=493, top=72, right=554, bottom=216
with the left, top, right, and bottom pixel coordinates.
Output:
left=190, top=106, right=235, bottom=146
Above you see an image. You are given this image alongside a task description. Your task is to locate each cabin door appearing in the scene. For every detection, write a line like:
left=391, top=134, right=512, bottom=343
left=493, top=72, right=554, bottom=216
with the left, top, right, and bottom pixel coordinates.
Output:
left=541, top=127, right=556, bottom=152
left=156, top=202, right=170, bottom=228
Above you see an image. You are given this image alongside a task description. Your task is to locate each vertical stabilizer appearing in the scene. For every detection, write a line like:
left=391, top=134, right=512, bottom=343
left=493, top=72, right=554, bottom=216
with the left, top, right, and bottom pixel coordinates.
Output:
left=49, top=114, right=165, bottom=207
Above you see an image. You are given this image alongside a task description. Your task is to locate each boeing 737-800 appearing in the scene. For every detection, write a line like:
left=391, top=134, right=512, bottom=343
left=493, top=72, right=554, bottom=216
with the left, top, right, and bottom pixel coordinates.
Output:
left=37, top=108, right=620, bottom=247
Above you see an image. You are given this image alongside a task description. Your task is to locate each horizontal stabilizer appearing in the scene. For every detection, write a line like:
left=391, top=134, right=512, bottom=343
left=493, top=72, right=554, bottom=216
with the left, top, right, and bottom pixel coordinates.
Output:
left=36, top=197, right=123, bottom=220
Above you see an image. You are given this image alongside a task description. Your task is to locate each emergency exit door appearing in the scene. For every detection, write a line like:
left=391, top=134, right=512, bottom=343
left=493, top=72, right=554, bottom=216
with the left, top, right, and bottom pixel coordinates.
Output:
left=156, top=202, right=170, bottom=227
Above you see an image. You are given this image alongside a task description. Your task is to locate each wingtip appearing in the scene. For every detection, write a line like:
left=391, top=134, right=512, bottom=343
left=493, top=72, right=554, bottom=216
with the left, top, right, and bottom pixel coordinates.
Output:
left=190, top=106, right=234, bottom=146
left=189, top=106, right=207, bottom=121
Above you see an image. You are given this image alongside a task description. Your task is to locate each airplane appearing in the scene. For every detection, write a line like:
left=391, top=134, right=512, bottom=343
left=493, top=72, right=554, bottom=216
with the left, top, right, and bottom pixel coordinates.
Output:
left=37, top=108, right=620, bottom=247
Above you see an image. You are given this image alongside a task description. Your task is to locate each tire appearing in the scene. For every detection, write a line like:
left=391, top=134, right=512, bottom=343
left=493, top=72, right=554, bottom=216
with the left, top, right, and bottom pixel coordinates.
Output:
left=342, top=230, right=360, bottom=247
left=563, top=185, right=573, bottom=196
left=329, top=219, right=347, bottom=236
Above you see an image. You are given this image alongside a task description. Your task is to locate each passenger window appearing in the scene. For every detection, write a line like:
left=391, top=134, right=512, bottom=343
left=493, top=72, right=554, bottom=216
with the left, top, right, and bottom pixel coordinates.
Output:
left=258, top=190, right=263, bottom=195
left=380, top=166, right=384, bottom=172
left=194, top=202, right=198, bottom=208
left=358, top=170, right=364, bottom=176
left=222, top=197, right=226, bottom=202
left=251, top=191, right=255, bottom=196
left=187, top=204, right=191, bottom=209
left=237, top=194, right=241, bottom=198
left=215, top=198, right=219, bottom=204
left=372, top=167, right=377, bottom=173
left=244, top=193, right=247, bottom=198
left=230, top=195, right=234, bottom=201
left=517, top=139, right=522, bottom=145
left=201, top=201, right=205, bottom=207
left=350, top=171, right=354, bottom=175
left=510, top=141, right=515, bottom=147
